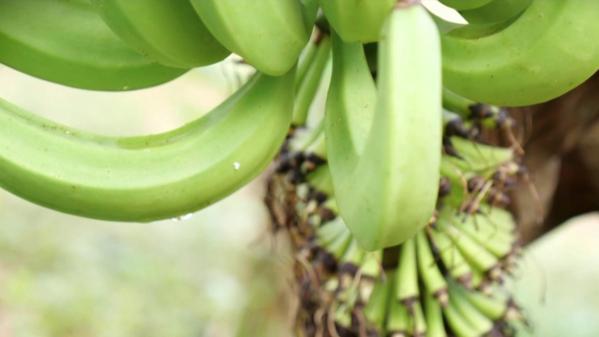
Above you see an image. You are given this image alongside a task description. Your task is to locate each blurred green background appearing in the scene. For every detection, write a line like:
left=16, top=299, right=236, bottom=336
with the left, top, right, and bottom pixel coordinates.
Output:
left=0, top=62, right=598, bottom=337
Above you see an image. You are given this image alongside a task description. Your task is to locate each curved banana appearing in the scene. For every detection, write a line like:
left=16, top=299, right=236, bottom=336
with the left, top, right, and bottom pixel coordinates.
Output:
left=439, top=0, right=493, bottom=11
left=92, top=0, right=230, bottom=68
left=319, top=0, right=395, bottom=43
left=442, top=0, right=599, bottom=106
left=190, top=0, right=308, bottom=76
left=459, top=0, right=532, bottom=25
left=325, top=3, right=442, bottom=250
left=0, top=71, right=294, bottom=221
left=0, top=0, right=184, bottom=91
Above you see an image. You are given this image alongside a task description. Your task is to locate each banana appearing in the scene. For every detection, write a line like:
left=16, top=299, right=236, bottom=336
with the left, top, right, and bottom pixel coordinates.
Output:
left=443, top=301, right=481, bottom=337
left=442, top=0, right=599, bottom=106
left=445, top=137, right=513, bottom=173
left=416, top=231, right=448, bottom=303
left=450, top=212, right=515, bottom=258
left=450, top=281, right=509, bottom=320
left=437, top=218, right=499, bottom=273
left=292, top=35, right=331, bottom=125
left=92, top=0, right=230, bottom=68
left=0, top=71, right=294, bottom=221
left=364, top=270, right=393, bottom=332
left=439, top=0, right=493, bottom=11
left=396, top=238, right=419, bottom=304
left=0, top=0, right=184, bottom=91
left=387, top=298, right=410, bottom=337
left=325, top=3, right=442, bottom=250
left=190, top=0, right=308, bottom=76
left=319, top=0, right=395, bottom=43
left=412, top=302, right=428, bottom=337
left=460, top=0, right=532, bottom=25
left=428, top=228, right=473, bottom=285
left=449, top=286, right=494, bottom=336
left=424, top=292, right=447, bottom=337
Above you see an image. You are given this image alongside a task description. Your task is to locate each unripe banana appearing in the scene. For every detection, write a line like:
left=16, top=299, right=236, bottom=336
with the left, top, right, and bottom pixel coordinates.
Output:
left=325, top=3, right=442, bottom=250
left=190, top=0, right=309, bottom=76
left=396, top=238, right=419, bottom=304
left=416, top=231, right=448, bottom=302
left=0, top=71, right=294, bottom=221
left=292, top=35, right=331, bottom=125
left=319, top=0, right=395, bottom=43
left=424, top=292, right=447, bottom=337
left=449, top=287, right=494, bottom=336
left=92, top=0, right=230, bottom=68
left=0, top=0, right=184, bottom=91
left=443, top=0, right=599, bottom=106
left=459, top=0, right=532, bottom=25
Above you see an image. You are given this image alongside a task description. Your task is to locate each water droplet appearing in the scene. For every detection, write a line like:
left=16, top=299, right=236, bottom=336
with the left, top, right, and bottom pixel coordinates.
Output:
left=233, top=162, right=241, bottom=170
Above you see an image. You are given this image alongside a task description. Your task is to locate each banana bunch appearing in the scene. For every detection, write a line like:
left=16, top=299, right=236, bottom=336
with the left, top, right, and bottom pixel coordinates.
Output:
left=266, top=89, right=527, bottom=336
left=0, top=0, right=596, bottom=224
left=0, top=0, right=309, bottom=219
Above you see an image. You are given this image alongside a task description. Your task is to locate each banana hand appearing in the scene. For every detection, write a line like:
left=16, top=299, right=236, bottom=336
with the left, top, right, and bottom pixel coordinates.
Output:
left=0, top=0, right=184, bottom=91
left=442, top=0, right=599, bottom=106
left=92, top=0, right=230, bottom=68
left=0, top=71, right=294, bottom=221
left=326, top=3, right=442, bottom=250
left=190, top=0, right=308, bottom=76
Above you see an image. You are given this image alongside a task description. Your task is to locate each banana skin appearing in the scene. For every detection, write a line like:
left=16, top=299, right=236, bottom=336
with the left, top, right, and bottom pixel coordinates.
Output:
left=443, top=0, right=599, bottom=106
left=190, top=0, right=308, bottom=76
left=326, top=3, right=442, bottom=250
left=0, top=0, right=185, bottom=91
left=92, top=0, right=230, bottom=69
left=0, top=71, right=294, bottom=221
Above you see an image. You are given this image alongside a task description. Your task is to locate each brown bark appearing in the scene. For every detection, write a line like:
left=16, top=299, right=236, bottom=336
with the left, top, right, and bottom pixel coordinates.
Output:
left=510, top=73, right=599, bottom=244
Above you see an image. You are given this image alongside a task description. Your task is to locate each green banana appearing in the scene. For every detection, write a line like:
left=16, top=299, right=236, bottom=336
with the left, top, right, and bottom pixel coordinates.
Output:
left=0, top=71, right=293, bottom=221
left=442, top=0, right=599, bottom=106
left=428, top=228, right=473, bottom=284
left=460, top=0, right=532, bottom=25
left=190, top=0, right=308, bottom=76
left=438, top=218, right=499, bottom=273
left=364, top=270, right=393, bottom=332
left=449, top=286, right=494, bottom=336
left=92, top=0, right=229, bottom=68
left=424, top=292, right=447, bottom=337
left=416, top=231, right=448, bottom=303
left=451, top=212, right=515, bottom=258
left=450, top=281, right=508, bottom=320
left=412, top=302, right=428, bottom=337
left=439, top=0, right=493, bottom=10
left=292, top=35, right=331, bottom=125
left=319, top=0, right=395, bottom=43
left=0, top=0, right=184, bottom=91
left=396, top=238, right=419, bottom=304
left=387, top=299, right=410, bottom=336
left=443, top=301, right=481, bottom=337
left=325, top=3, right=442, bottom=250
left=445, top=137, right=513, bottom=173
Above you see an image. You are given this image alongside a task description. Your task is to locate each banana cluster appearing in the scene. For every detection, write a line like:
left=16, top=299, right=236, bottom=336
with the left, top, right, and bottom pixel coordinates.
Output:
left=266, top=93, right=526, bottom=337
left=0, top=0, right=596, bottom=246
